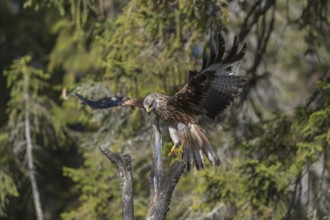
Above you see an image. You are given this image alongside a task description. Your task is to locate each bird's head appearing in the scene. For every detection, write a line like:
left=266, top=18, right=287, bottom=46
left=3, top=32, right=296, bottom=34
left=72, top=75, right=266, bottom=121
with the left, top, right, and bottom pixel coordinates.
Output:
left=143, top=93, right=160, bottom=114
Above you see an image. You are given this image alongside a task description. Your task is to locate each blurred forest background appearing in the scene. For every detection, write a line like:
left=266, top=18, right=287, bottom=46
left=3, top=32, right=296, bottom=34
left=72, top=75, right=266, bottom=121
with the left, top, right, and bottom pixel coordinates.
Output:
left=0, top=0, right=330, bottom=219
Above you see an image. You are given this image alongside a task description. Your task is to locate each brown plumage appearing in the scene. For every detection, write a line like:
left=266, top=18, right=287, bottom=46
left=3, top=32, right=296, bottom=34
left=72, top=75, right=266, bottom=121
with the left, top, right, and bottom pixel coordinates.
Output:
left=76, top=33, right=248, bottom=171
left=143, top=34, right=248, bottom=171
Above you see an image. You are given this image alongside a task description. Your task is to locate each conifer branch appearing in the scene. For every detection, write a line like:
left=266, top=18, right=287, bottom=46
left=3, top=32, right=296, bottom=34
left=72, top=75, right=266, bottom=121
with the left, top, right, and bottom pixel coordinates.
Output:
left=24, top=75, right=44, bottom=220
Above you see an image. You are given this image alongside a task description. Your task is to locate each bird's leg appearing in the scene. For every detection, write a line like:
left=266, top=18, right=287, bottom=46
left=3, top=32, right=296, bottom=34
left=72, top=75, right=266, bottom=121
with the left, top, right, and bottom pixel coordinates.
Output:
left=168, top=142, right=184, bottom=156
left=168, top=126, right=183, bottom=156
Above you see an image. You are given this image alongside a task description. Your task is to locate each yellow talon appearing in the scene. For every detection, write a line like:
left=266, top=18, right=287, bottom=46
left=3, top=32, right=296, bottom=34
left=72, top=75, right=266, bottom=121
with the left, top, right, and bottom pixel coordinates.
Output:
left=168, top=143, right=184, bottom=156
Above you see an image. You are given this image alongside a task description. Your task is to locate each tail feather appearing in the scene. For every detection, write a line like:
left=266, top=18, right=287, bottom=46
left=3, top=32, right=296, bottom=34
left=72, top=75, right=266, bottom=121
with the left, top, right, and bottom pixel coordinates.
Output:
left=191, top=124, right=220, bottom=166
left=182, top=144, right=193, bottom=171
left=179, top=124, right=194, bottom=171
left=191, top=141, right=204, bottom=170
left=190, top=127, right=205, bottom=170
left=178, top=123, right=220, bottom=171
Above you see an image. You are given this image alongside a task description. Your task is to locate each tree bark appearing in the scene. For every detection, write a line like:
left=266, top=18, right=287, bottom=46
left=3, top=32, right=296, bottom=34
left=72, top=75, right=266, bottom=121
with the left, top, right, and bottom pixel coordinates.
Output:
left=150, top=117, right=163, bottom=196
left=100, top=117, right=185, bottom=220
left=24, top=81, right=44, bottom=220
left=147, top=117, right=186, bottom=220
left=147, top=161, right=185, bottom=220
left=99, top=146, right=134, bottom=220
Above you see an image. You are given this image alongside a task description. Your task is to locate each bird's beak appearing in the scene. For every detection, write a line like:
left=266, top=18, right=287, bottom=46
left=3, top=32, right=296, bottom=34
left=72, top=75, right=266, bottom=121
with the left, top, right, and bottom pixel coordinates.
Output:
left=146, top=106, right=153, bottom=114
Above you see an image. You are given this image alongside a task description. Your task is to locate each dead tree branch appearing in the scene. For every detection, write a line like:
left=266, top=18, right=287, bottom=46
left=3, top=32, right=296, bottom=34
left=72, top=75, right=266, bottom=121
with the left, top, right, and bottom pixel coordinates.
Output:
left=99, top=146, right=134, bottom=220
left=99, top=116, right=185, bottom=220
left=150, top=117, right=163, bottom=196
left=147, top=117, right=186, bottom=220
left=80, top=93, right=186, bottom=219
left=147, top=161, right=185, bottom=220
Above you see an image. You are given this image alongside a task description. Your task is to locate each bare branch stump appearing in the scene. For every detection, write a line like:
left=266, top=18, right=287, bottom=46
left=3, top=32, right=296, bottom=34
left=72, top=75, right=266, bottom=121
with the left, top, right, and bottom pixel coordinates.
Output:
left=99, top=146, right=134, bottom=220
left=150, top=117, right=163, bottom=196
left=147, top=161, right=186, bottom=220
left=100, top=117, right=185, bottom=220
left=148, top=117, right=186, bottom=220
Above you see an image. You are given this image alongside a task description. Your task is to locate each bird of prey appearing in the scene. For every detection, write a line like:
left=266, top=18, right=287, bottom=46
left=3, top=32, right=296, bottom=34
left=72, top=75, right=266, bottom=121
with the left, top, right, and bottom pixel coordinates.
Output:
left=76, top=33, right=248, bottom=171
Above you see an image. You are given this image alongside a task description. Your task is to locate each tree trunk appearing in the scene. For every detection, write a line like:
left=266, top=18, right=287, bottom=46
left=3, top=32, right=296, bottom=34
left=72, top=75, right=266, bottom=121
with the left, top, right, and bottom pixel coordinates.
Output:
left=25, top=114, right=44, bottom=220
left=24, top=75, right=44, bottom=220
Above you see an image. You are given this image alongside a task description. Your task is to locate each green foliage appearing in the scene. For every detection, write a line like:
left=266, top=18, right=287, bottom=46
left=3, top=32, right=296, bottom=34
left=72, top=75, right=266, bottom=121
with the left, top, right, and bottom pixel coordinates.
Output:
left=1, top=0, right=330, bottom=219
left=24, top=0, right=65, bottom=15
left=193, top=167, right=244, bottom=208
left=100, top=0, right=228, bottom=96
left=0, top=55, right=68, bottom=218
left=62, top=150, right=121, bottom=220
left=193, top=79, right=330, bottom=219
left=0, top=171, right=18, bottom=217
left=4, top=55, right=64, bottom=145
left=0, top=115, right=17, bottom=217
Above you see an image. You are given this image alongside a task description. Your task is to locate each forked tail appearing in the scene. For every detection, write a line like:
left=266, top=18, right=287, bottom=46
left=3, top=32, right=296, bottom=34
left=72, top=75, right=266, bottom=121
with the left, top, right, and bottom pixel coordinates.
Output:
left=178, top=123, right=220, bottom=171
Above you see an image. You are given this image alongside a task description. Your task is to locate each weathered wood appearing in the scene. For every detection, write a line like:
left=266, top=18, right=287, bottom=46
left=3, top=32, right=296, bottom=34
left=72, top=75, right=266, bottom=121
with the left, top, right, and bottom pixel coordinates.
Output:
left=150, top=117, right=163, bottom=196
left=148, top=117, right=186, bottom=220
left=147, top=161, right=186, bottom=220
left=99, top=146, right=134, bottom=220
left=99, top=117, right=185, bottom=220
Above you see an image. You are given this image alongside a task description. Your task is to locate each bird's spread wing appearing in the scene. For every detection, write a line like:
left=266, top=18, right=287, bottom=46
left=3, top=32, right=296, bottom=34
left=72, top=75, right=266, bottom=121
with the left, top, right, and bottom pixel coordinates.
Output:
left=168, top=34, right=248, bottom=119
left=75, top=93, right=143, bottom=109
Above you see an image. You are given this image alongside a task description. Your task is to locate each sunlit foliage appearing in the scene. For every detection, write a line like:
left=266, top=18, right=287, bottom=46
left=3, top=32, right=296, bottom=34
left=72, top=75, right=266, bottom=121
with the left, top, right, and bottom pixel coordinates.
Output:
left=0, top=0, right=329, bottom=219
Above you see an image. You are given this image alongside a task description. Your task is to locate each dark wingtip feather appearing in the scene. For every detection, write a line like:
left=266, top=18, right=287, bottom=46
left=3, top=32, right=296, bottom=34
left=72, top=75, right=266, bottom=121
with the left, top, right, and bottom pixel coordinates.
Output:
left=215, top=33, right=225, bottom=62
left=201, top=46, right=209, bottom=70
left=208, top=34, right=218, bottom=66
left=223, top=36, right=240, bottom=64
left=230, top=42, right=247, bottom=63
left=200, top=34, right=246, bottom=74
